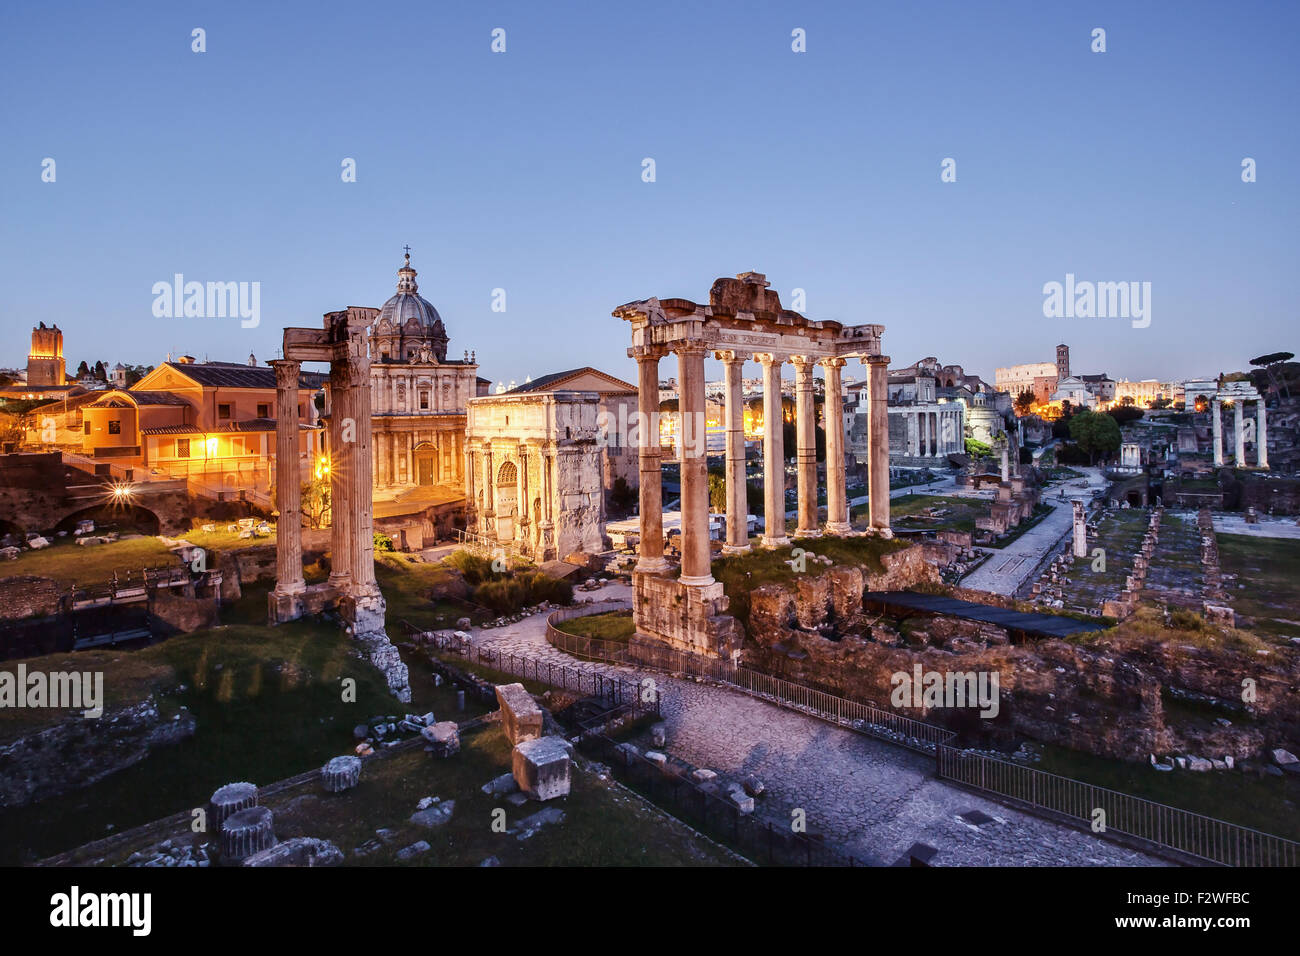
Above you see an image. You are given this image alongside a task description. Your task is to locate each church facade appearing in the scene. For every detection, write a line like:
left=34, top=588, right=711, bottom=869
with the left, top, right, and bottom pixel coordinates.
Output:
left=362, top=253, right=487, bottom=494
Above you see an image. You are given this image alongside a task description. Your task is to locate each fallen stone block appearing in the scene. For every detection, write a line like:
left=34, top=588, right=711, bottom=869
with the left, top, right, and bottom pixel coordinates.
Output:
left=421, top=721, right=460, bottom=758
left=690, top=768, right=717, bottom=783
left=644, top=750, right=667, bottom=767
left=481, top=772, right=519, bottom=798
left=243, top=837, right=343, bottom=868
left=1272, top=749, right=1298, bottom=767
left=409, top=799, right=455, bottom=829
left=512, top=735, right=572, bottom=801
left=395, top=840, right=431, bottom=861
left=650, top=722, right=667, bottom=748
left=495, top=683, right=543, bottom=745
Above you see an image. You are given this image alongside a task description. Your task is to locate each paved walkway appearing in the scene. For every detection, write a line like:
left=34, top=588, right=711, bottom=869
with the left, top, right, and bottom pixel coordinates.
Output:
left=960, top=467, right=1109, bottom=596
left=467, top=583, right=1161, bottom=866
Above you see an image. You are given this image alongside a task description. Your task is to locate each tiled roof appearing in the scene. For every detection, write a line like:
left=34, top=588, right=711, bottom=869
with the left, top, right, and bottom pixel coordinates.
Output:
left=124, top=391, right=191, bottom=406
left=505, top=367, right=636, bottom=394
left=141, top=424, right=202, bottom=435
left=216, top=418, right=277, bottom=432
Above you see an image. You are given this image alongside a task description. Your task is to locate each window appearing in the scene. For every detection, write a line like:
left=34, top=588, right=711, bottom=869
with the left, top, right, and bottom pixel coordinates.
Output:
left=218, top=403, right=232, bottom=420
left=83, top=421, right=91, bottom=435
left=176, top=438, right=190, bottom=458
left=419, top=390, right=430, bottom=410
left=107, top=420, right=121, bottom=435
left=257, top=403, right=270, bottom=418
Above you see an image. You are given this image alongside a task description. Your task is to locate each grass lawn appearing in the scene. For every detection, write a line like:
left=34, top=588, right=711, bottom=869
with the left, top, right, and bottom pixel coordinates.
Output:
left=50, top=727, right=741, bottom=867
left=0, top=535, right=174, bottom=587
left=1217, top=533, right=1300, bottom=642
left=555, top=610, right=635, bottom=643
left=852, top=493, right=985, bottom=534
left=1034, top=741, right=1300, bottom=843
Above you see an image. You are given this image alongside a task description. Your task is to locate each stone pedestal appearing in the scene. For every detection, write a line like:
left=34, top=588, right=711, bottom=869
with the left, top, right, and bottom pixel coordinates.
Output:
left=495, top=683, right=543, bottom=745
left=321, top=755, right=362, bottom=793
left=209, top=782, right=258, bottom=833
left=512, top=736, right=573, bottom=801
left=221, top=806, right=276, bottom=864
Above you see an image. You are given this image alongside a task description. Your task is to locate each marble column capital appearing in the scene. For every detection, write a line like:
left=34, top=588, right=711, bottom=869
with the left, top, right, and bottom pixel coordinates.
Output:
left=819, top=357, right=847, bottom=370
left=713, top=349, right=745, bottom=365
left=754, top=352, right=786, bottom=367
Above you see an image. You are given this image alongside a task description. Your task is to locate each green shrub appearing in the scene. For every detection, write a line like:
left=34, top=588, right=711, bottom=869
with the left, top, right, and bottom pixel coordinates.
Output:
left=443, top=549, right=498, bottom=585
left=472, top=571, right=573, bottom=615
left=373, top=531, right=395, bottom=553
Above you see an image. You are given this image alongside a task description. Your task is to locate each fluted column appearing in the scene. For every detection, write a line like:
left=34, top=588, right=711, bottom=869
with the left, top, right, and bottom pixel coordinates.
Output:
left=1257, top=401, right=1269, bottom=469
left=482, top=445, right=495, bottom=537
left=327, top=368, right=353, bottom=592
left=792, top=356, right=819, bottom=537
left=271, top=360, right=304, bottom=602
left=717, top=350, right=750, bottom=553
left=1212, top=399, right=1223, bottom=467
left=676, top=344, right=713, bottom=586
left=1233, top=400, right=1246, bottom=466
left=634, top=348, right=669, bottom=572
left=865, top=355, right=891, bottom=535
left=822, top=358, right=849, bottom=534
left=757, top=353, right=789, bottom=547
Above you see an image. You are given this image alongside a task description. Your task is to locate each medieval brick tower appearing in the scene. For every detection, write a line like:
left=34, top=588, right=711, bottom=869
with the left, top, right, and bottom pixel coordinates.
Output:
left=27, top=322, right=65, bottom=387
left=1055, top=343, right=1070, bottom=383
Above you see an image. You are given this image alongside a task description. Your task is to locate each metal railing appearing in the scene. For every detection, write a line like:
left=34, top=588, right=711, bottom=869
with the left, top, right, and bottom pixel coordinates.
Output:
left=938, top=743, right=1298, bottom=867
left=414, top=626, right=659, bottom=722
left=535, top=602, right=1300, bottom=866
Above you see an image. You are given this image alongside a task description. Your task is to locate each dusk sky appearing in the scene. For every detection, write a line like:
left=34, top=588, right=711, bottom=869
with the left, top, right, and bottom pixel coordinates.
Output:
left=2, top=0, right=1296, bottom=388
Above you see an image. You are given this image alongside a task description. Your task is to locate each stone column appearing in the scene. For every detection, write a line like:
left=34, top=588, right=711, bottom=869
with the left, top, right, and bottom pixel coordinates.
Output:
left=822, top=358, right=850, bottom=534
left=1072, top=500, right=1087, bottom=557
left=717, top=350, right=750, bottom=553
left=1257, top=401, right=1269, bottom=469
left=758, top=353, right=789, bottom=547
left=676, top=344, right=713, bottom=586
left=1001, top=441, right=1010, bottom=482
left=348, top=355, right=378, bottom=592
left=327, top=367, right=353, bottom=591
left=482, top=445, right=494, bottom=535
left=920, top=411, right=929, bottom=459
left=792, top=356, right=819, bottom=537
left=517, top=442, right=530, bottom=547
left=864, top=356, right=891, bottom=535
left=1233, top=400, right=1246, bottom=466
left=270, top=360, right=304, bottom=616
left=634, top=348, right=668, bottom=572
left=1212, top=399, right=1223, bottom=467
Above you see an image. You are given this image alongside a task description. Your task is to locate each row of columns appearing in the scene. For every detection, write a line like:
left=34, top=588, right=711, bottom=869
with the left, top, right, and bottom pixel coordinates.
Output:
left=634, top=347, right=890, bottom=585
left=901, top=406, right=963, bottom=457
left=270, top=347, right=379, bottom=614
left=373, top=430, right=464, bottom=488
left=1211, top=399, right=1269, bottom=469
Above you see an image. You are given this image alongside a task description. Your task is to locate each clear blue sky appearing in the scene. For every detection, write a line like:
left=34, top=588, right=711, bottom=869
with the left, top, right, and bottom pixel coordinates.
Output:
left=2, top=0, right=1296, bottom=387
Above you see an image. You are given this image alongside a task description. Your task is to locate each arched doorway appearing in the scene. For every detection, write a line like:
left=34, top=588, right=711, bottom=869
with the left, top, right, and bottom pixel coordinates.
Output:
left=495, top=460, right=517, bottom=541
left=414, top=442, right=437, bottom=485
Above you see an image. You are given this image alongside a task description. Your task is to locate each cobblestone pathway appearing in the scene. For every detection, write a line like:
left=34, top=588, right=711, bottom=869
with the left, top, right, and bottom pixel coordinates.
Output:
left=469, top=584, right=1163, bottom=867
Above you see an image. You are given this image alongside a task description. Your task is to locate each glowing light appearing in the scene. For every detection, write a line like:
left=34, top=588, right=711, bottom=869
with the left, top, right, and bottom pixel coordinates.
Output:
left=314, top=455, right=331, bottom=480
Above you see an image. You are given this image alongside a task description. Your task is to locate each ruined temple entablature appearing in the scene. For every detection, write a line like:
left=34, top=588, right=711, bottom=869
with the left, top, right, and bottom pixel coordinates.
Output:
left=613, top=273, right=884, bottom=362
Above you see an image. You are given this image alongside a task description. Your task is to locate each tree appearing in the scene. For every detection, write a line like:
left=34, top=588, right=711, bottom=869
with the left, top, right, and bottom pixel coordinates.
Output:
left=1250, top=351, right=1294, bottom=401
left=1119, top=395, right=1135, bottom=406
left=1107, top=404, right=1144, bottom=425
left=301, top=474, right=331, bottom=529
left=708, top=473, right=727, bottom=512
left=1015, top=390, right=1035, bottom=415
left=1068, top=410, right=1121, bottom=465
left=75, top=360, right=90, bottom=379
left=1149, top=397, right=1172, bottom=410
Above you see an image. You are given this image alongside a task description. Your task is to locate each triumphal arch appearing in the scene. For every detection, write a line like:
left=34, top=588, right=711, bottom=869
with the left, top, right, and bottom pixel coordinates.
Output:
left=269, top=307, right=410, bottom=701
left=614, top=272, right=890, bottom=660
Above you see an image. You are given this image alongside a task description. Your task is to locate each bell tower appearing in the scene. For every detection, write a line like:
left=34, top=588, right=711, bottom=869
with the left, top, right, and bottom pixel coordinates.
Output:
left=27, top=322, right=65, bottom=387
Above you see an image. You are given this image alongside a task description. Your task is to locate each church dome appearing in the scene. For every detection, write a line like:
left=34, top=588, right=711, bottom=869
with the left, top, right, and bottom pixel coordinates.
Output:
left=377, top=253, right=443, bottom=329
